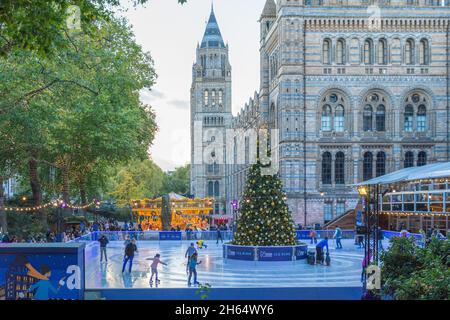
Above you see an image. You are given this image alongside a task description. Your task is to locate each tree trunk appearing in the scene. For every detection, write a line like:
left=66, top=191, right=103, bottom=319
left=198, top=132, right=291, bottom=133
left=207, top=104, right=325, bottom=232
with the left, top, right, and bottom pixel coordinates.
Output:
left=0, top=176, right=8, bottom=234
left=29, top=153, right=47, bottom=230
left=79, top=175, right=87, bottom=218
left=61, top=165, right=70, bottom=204
left=79, top=176, right=87, bottom=205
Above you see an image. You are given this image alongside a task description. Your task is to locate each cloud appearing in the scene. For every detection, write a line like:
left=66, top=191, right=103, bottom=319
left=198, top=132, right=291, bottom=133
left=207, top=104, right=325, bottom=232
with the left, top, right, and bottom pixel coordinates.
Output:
left=167, top=99, right=190, bottom=109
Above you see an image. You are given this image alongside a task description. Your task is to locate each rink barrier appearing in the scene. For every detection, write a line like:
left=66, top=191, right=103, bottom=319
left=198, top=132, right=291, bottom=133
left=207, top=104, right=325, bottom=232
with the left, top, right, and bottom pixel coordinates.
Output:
left=223, top=243, right=308, bottom=262
left=70, top=230, right=430, bottom=244
left=69, top=230, right=234, bottom=243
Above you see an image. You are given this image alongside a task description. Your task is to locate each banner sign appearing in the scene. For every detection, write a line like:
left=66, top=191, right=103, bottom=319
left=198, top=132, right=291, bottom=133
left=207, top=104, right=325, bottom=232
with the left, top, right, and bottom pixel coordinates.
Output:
left=258, top=246, right=293, bottom=261
left=224, top=245, right=255, bottom=261
left=295, top=245, right=308, bottom=260
left=0, top=243, right=85, bottom=300
left=159, top=231, right=182, bottom=241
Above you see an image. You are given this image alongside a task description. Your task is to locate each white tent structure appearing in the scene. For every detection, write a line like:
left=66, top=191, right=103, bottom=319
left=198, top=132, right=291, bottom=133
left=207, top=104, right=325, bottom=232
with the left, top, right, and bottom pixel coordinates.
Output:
left=354, top=161, right=450, bottom=186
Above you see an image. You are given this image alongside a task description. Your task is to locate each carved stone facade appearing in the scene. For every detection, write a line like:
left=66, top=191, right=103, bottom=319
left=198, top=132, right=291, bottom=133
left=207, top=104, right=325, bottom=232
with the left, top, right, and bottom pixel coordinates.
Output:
left=191, top=1, right=450, bottom=226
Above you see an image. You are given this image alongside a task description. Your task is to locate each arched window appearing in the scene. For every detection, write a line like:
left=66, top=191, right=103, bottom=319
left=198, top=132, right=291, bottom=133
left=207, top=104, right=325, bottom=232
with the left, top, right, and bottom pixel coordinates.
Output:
left=211, top=89, right=216, bottom=107
left=336, top=39, right=346, bottom=65
left=218, top=89, right=223, bottom=107
left=364, top=39, right=373, bottom=65
left=363, top=92, right=388, bottom=132
left=214, top=181, right=220, bottom=197
left=405, top=39, right=415, bottom=65
left=417, top=105, right=427, bottom=132
left=419, top=39, right=429, bottom=65
left=322, top=39, right=331, bottom=64
left=363, top=152, right=373, bottom=181
left=376, top=104, right=386, bottom=132
left=376, top=152, right=386, bottom=177
left=404, top=104, right=414, bottom=132
left=204, top=90, right=209, bottom=107
left=404, top=151, right=414, bottom=168
left=335, top=152, right=345, bottom=185
left=417, top=151, right=427, bottom=166
left=377, top=39, right=387, bottom=65
left=208, top=181, right=214, bottom=196
left=335, top=105, right=345, bottom=132
left=322, top=152, right=332, bottom=184
left=363, top=105, right=373, bottom=131
left=321, top=105, right=332, bottom=131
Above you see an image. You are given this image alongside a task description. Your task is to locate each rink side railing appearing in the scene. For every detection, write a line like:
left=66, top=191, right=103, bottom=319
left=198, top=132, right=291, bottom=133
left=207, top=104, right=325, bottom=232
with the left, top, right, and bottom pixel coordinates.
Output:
left=70, top=230, right=234, bottom=242
left=69, top=229, right=431, bottom=244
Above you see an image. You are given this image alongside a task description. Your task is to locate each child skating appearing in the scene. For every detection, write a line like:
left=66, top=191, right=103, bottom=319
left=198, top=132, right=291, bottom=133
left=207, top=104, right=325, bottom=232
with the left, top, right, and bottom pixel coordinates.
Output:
left=188, top=252, right=202, bottom=286
left=147, top=254, right=167, bottom=285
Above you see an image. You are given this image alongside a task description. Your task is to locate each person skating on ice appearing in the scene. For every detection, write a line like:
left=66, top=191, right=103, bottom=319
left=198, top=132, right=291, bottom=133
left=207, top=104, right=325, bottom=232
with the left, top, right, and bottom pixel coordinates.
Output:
left=147, top=253, right=167, bottom=285
left=187, top=252, right=202, bottom=286
left=185, top=243, right=197, bottom=274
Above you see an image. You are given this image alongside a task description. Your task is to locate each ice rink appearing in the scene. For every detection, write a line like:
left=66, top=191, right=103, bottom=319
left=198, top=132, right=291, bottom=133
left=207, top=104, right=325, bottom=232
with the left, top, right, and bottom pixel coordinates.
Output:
left=84, top=239, right=383, bottom=289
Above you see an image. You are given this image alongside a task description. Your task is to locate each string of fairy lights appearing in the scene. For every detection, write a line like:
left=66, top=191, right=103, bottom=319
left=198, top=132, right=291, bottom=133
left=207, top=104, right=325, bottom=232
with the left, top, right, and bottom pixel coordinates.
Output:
left=0, top=199, right=102, bottom=212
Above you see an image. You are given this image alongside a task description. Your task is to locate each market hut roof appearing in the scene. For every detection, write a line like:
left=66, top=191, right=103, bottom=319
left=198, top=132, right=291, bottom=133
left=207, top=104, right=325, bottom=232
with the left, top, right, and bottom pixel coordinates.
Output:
left=354, top=161, right=450, bottom=186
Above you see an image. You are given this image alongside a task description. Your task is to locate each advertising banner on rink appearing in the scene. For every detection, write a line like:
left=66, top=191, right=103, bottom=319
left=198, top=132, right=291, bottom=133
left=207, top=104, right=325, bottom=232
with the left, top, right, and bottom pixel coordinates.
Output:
left=258, top=246, right=293, bottom=261
left=224, top=245, right=255, bottom=261
left=0, top=243, right=85, bottom=300
left=159, top=231, right=182, bottom=241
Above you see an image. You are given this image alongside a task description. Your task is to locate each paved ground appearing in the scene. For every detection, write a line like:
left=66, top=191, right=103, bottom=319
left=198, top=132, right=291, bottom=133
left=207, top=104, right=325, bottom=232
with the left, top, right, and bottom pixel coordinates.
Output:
left=85, top=239, right=389, bottom=289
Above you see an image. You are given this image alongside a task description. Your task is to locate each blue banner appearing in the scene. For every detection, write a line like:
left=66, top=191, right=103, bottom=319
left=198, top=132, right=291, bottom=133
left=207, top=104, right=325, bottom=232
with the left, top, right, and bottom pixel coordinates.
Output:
left=158, top=231, right=182, bottom=241
left=225, top=245, right=255, bottom=261
left=258, top=247, right=293, bottom=261
left=0, top=243, right=85, bottom=300
left=295, top=245, right=308, bottom=260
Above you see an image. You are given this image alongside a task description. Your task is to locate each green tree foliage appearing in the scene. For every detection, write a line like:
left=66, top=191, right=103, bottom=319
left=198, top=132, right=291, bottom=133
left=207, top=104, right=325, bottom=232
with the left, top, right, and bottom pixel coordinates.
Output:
left=0, top=0, right=188, bottom=56
left=162, top=164, right=190, bottom=195
left=380, top=237, right=449, bottom=300
left=108, top=159, right=165, bottom=206
left=0, top=17, right=157, bottom=231
left=233, top=162, right=297, bottom=246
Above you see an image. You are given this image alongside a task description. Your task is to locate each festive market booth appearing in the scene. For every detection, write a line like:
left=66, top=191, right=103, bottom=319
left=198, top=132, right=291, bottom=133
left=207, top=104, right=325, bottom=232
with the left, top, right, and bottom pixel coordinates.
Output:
left=355, top=161, right=450, bottom=234
left=131, top=193, right=213, bottom=230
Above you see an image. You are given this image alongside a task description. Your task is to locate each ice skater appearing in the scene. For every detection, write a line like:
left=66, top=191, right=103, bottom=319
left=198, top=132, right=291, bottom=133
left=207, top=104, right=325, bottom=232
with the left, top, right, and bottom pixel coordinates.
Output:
left=187, top=252, right=202, bottom=286
left=147, top=254, right=167, bottom=285
left=185, top=243, right=197, bottom=274
left=333, top=226, right=343, bottom=249
left=122, top=239, right=138, bottom=273
left=216, top=227, right=223, bottom=244
left=98, top=234, right=109, bottom=262
left=196, top=240, right=208, bottom=249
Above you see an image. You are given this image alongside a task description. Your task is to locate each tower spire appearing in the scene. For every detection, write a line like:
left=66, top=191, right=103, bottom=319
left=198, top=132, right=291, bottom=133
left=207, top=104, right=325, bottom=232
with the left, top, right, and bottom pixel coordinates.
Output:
left=201, top=4, right=225, bottom=49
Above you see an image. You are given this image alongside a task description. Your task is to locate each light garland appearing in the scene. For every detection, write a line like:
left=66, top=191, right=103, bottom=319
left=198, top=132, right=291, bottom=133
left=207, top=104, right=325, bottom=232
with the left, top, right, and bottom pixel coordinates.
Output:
left=379, top=211, right=448, bottom=217
left=0, top=199, right=102, bottom=212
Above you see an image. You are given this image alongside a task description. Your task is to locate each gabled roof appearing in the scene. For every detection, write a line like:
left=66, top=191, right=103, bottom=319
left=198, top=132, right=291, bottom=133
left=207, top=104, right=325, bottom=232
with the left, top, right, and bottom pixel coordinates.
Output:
left=201, top=6, right=225, bottom=49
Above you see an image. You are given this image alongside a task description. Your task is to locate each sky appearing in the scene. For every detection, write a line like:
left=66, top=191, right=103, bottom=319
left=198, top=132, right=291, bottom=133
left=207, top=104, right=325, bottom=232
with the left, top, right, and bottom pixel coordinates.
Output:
left=121, top=0, right=266, bottom=171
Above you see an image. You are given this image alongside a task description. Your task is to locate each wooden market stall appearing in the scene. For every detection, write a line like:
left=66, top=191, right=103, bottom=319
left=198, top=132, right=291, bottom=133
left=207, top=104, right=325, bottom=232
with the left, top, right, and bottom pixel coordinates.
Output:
left=131, top=193, right=213, bottom=230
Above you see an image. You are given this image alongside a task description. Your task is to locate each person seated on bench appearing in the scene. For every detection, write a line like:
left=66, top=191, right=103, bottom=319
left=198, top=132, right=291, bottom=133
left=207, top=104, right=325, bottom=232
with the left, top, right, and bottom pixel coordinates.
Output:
left=315, top=237, right=329, bottom=264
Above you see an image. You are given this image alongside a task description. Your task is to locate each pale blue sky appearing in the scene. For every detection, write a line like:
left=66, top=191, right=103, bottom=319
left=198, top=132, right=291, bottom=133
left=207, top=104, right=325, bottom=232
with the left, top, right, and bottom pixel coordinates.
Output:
left=122, top=0, right=266, bottom=171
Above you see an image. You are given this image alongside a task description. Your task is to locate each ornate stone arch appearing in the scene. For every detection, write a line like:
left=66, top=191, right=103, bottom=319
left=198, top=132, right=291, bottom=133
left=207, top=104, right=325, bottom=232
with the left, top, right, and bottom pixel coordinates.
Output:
left=316, top=86, right=353, bottom=135
left=358, top=86, right=395, bottom=134
left=400, top=86, right=434, bottom=135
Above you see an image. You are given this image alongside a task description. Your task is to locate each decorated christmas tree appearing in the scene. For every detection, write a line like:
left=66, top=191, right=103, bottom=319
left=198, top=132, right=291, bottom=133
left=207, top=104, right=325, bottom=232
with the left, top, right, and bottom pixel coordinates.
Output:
left=233, top=161, right=297, bottom=246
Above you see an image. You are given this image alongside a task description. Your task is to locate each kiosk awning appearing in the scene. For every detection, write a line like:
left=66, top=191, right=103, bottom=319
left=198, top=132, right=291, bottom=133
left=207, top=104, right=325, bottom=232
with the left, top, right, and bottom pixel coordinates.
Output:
left=354, top=161, right=450, bottom=186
